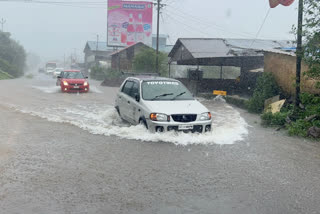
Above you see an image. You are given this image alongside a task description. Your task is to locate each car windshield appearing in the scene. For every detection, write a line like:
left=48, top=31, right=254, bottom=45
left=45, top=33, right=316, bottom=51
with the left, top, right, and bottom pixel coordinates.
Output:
left=142, top=80, right=194, bottom=101
left=63, top=72, right=84, bottom=79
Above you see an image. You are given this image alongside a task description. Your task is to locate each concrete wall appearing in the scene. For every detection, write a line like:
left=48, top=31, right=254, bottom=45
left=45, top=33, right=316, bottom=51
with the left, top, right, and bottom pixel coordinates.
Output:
left=264, top=52, right=320, bottom=96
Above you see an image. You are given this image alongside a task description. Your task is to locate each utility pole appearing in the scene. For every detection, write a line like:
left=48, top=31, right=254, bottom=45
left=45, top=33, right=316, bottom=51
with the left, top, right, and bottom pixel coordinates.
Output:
left=156, top=0, right=161, bottom=76
left=0, top=18, right=6, bottom=32
left=96, top=34, right=99, bottom=51
left=295, top=0, right=303, bottom=107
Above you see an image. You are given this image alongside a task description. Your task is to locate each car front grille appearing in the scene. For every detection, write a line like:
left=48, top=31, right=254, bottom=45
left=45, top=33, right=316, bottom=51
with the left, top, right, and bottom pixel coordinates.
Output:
left=167, top=125, right=203, bottom=133
left=171, top=114, right=197, bottom=123
left=69, top=83, right=83, bottom=86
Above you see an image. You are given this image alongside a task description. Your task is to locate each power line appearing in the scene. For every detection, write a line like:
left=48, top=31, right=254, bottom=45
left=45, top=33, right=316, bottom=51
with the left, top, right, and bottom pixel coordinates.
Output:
left=249, top=8, right=271, bottom=48
left=163, top=10, right=210, bottom=37
left=166, top=4, right=257, bottom=39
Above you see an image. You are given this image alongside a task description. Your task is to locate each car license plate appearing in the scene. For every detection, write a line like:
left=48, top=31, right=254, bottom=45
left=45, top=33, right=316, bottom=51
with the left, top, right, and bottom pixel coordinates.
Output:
left=178, top=125, right=193, bottom=130
left=74, top=86, right=79, bottom=89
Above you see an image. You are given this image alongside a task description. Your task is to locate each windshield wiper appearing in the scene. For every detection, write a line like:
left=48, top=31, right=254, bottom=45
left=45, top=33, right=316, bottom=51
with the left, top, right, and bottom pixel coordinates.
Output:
left=151, top=93, right=174, bottom=100
left=171, top=91, right=186, bottom=100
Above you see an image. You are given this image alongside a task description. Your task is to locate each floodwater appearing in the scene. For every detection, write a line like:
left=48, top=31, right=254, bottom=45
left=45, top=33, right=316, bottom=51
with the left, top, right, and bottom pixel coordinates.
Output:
left=2, top=73, right=320, bottom=214
left=0, top=74, right=248, bottom=145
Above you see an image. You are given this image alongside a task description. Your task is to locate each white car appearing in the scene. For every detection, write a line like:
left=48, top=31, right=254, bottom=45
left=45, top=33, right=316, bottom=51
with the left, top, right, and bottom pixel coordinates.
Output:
left=46, top=67, right=55, bottom=75
left=115, top=76, right=212, bottom=133
left=52, top=68, right=64, bottom=77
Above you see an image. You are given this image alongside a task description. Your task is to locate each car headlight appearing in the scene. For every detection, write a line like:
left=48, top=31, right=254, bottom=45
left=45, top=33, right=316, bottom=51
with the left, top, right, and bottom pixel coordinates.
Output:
left=63, top=81, right=68, bottom=86
left=150, top=113, right=170, bottom=122
left=199, top=112, right=212, bottom=121
left=84, top=81, right=88, bottom=86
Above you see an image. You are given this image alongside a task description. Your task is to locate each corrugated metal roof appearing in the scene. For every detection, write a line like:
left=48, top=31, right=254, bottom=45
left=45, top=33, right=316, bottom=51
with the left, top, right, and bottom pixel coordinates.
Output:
left=170, top=38, right=295, bottom=59
left=262, top=49, right=296, bottom=56
left=180, top=38, right=230, bottom=58
left=86, top=41, right=114, bottom=52
left=110, top=42, right=150, bottom=56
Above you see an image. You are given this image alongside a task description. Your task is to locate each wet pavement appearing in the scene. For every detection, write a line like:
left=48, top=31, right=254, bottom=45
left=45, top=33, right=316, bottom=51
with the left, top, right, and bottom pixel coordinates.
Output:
left=0, top=74, right=320, bottom=214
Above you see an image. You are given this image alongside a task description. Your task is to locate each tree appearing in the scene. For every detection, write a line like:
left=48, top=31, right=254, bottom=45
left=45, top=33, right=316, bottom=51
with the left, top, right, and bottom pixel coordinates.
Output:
left=0, top=31, right=26, bottom=77
left=303, top=0, right=320, bottom=87
left=132, top=47, right=168, bottom=76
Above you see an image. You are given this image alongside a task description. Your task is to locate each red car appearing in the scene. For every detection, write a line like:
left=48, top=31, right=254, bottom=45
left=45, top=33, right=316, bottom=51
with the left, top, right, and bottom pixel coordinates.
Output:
left=57, top=70, right=89, bottom=93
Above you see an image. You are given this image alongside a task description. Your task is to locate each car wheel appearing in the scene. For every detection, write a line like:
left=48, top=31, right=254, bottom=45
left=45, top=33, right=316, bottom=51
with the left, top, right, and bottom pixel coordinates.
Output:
left=115, top=106, right=121, bottom=117
left=139, top=118, right=148, bottom=129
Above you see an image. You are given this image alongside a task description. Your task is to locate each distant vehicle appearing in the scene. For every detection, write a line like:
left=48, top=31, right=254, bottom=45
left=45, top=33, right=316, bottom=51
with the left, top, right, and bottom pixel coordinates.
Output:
left=57, top=70, right=89, bottom=93
left=52, top=68, right=64, bottom=77
left=38, top=68, right=45, bottom=73
left=45, top=62, right=57, bottom=75
left=115, top=76, right=212, bottom=133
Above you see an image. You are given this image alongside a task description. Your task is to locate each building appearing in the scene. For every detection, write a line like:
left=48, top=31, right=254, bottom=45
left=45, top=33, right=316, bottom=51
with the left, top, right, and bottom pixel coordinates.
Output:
left=151, top=34, right=174, bottom=53
left=83, top=41, right=114, bottom=69
left=110, top=42, right=154, bottom=71
left=168, top=38, right=295, bottom=94
left=264, top=50, right=320, bottom=95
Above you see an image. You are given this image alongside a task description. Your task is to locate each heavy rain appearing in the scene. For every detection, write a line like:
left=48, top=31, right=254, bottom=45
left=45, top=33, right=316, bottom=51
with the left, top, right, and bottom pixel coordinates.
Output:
left=1, top=0, right=320, bottom=213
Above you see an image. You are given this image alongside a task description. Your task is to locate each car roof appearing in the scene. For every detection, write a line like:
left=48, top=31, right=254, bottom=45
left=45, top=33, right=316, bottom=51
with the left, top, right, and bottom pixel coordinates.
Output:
left=128, top=76, right=178, bottom=82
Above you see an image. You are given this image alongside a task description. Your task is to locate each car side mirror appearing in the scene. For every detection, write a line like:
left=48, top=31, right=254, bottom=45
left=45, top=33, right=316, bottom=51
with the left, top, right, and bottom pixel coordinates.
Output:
left=85, top=76, right=88, bottom=79
left=57, top=76, right=61, bottom=78
left=135, top=93, right=140, bottom=102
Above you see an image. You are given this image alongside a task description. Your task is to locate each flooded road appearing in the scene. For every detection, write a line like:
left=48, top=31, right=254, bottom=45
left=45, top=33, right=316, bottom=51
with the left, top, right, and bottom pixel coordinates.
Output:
left=1, top=74, right=320, bottom=214
left=0, top=74, right=248, bottom=145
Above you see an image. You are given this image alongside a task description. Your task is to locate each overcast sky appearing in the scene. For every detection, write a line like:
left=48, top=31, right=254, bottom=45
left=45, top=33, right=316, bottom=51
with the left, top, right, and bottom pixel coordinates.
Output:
left=0, top=0, right=299, bottom=63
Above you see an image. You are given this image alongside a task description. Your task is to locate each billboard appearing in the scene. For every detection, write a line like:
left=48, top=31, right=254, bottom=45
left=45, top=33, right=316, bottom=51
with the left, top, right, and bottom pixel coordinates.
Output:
left=107, top=0, right=153, bottom=47
left=269, top=0, right=295, bottom=8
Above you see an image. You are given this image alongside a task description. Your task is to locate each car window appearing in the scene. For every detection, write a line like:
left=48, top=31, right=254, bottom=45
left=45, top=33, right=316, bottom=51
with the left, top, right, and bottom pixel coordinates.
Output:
left=129, top=82, right=139, bottom=98
left=63, top=72, right=84, bottom=79
left=122, top=81, right=134, bottom=95
left=142, top=81, right=194, bottom=101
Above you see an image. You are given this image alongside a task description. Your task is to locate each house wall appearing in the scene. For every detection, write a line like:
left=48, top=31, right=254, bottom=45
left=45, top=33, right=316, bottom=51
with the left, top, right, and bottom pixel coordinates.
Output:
left=264, top=52, right=320, bottom=95
left=111, top=43, right=151, bottom=71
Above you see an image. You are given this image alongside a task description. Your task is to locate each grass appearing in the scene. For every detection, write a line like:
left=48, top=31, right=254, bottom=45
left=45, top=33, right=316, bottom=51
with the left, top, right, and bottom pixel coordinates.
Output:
left=25, top=73, right=34, bottom=79
left=0, top=69, right=13, bottom=80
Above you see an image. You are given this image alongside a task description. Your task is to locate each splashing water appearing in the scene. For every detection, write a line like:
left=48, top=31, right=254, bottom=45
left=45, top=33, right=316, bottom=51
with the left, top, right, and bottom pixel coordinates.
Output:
left=7, top=98, right=248, bottom=145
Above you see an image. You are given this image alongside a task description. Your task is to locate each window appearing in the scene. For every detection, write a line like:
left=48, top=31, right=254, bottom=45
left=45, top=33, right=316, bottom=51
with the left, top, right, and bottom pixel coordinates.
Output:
left=63, top=72, right=84, bottom=79
left=142, top=81, right=194, bottom=101
left=122, top=81, right=134, bottom=95
left=129, top=82, right=139, bottom=98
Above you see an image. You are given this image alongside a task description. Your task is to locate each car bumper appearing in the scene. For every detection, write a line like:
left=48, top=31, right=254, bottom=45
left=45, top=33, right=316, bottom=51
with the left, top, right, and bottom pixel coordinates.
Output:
left=146, top=119, right=212, bottom=133
left=61, top=85, right=89, bottom=93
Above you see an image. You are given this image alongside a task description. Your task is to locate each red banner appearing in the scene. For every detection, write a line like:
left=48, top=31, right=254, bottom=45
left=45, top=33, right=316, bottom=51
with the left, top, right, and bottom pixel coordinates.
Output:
left=269, top=0, right=295, bottom=8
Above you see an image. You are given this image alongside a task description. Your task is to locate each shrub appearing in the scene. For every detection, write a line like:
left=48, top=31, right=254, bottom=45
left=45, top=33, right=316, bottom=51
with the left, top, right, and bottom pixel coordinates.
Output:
left=288, top=119, right=312, bottom=137
left=90, top=66, right=121, bottom=80
left=0, top=58, right=21, bottom=77
left=25, top=73, right=34, bottom=79
left=261, top=111, right=288, bottom=126
left=0, top=69, right=13, bottom=80
left=247, top=73, right=279, bottom=113
left=224, top=96, right=249, bottom=110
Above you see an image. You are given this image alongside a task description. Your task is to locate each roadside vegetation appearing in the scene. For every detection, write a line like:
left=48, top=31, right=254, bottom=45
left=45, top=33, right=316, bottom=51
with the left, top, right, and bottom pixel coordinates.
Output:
left=132, top=47, right=168, bottom=76
left=227, top=1, right=320, bottom=139
left=90, top=47, right=169, bottom=81
left=90, top=66, right=122, bottom=81
left=0, top=31, right=26, bottom=78
left=0, top=69, right=14, bottom=80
